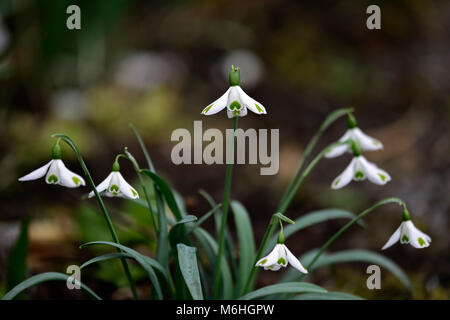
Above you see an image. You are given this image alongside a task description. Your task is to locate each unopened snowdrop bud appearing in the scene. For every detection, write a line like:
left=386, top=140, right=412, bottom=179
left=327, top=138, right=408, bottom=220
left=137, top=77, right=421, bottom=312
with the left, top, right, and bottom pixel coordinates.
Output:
left=201, top=65, right=267, bottom=118
left=18, top=141, right=85, bottom=188
left=382, top=208, right=431, bottom=250
left=325, top=113, right=383, bottom=158
left=88, top=156, right=139, bottom=200
left=331, top=154, right=391, bottom=189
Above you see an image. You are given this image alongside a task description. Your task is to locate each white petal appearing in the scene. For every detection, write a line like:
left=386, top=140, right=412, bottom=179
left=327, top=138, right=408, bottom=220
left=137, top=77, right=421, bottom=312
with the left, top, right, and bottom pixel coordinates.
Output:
left=105, top=172, right=122, bottom=197
left=353, top=128, right=383, bottom=151
left=18, top=160, right=53, bottom=181
left=264, top=265, right=281, bottom=271
left=325, top=130, right=352, bottom=158
left=359, top=156, right=391, bottom=185
left=406, top=221, right=431, bottom=249
left=45, top=161, right=61, bottom=185
left=88, top=172, right=114, bottom=198
left=284, top=245, right=308, bottom=273
left=236, top=86, right=267, bottom=115
left=256, top=244, right=282, bottom=267
left=381, top=225, right=401, bottom=250
left=352, top=157, right=367, bottom=181
left=55, top=160, right=85, bottom=188
left=331, top=158, right=356, bottom=189
left=201, top=87, right=231, bottom=115
left=118, top=172, right=139, bottom=199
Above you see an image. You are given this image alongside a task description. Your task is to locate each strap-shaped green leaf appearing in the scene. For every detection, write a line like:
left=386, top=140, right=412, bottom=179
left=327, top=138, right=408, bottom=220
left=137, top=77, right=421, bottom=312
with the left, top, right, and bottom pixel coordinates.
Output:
left=231, top=201, right=255, bottom=297
left=81, top=241, right=164, bottom=299
left=239, top=282, right=327, bottom=300
left=293, top=291, right=364, bottom=300
left=2, top=272, right=101, bottom=300
left=177, top=244, right=204, bottom=300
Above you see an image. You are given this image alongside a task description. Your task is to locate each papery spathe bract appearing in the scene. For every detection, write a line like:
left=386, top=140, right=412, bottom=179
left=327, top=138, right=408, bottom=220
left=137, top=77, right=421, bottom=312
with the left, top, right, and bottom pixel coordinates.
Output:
left=18, top=142, right=85, bottom=188
left=255, top=243, right=308, bottom=274
left=382, top=220, right=431, bottom=250
left=88, top=171, right=139, bottom=200
left=331, top=155, right=391, bottom=189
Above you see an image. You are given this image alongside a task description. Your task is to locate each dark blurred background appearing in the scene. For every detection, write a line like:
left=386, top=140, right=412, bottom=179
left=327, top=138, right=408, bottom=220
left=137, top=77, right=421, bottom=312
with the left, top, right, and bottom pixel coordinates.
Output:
left=0, top=0, right=449, bottom=299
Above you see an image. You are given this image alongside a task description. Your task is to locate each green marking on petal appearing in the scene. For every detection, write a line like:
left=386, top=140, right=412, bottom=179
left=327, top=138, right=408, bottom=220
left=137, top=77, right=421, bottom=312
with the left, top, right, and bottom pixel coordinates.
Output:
left=378, top=173, right=386, bottom=181
left=72, top=176, right=80, bottom=185
left=110, top=184, right=119, bottom=192
left=277, top=257, right=286, bottom=265
left=418, top=237, right=426, bottom=246
left=48, top=174, right=58, bottom=183
left=131, top=188, right=137, bottom=197
left=203, top=104, right=213, bottom=114
left=372, top=140, right=380, bottom=145
left=254, top=103, right=263, bottom=113
left=259, top=259, right=267, bottom=265
left=233, top=110, right=240, bottom=116
left=229, top=101, right=241, bottom=110
left=333, top=178, right=341, bottom=186
left=354, top=171, right=365, bottom=179
left=401, top=234, right=409, bottom=243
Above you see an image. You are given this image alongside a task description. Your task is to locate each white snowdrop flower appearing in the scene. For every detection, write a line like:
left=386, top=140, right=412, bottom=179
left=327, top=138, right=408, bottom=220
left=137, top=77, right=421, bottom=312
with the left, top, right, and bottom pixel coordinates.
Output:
left=331, top=145, right=391, bottom=189
left=88, top=160, right=139, bottom=200
left=18, top=142, right=85, bottom=188
left=256, top=243, right=308, bottom=274
left=382, top=215, right=431, bottom=250
left=326, top=114, right=383, bottom=158
left=201, top=65, right=267, bottom=118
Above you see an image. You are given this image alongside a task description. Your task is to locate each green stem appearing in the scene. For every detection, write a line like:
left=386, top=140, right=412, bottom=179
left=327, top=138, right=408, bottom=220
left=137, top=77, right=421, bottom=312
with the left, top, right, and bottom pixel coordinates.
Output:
left=278, top=140, right=351, bottom=213
left=213, top=116, right=238, bottom=299
left=124, top=148, right=159, bottom=233
left=52, top=134, right=138, bottom=300
left=278, top=108, right=353, bottom=207
left=298, top=197, right=406, bottom=281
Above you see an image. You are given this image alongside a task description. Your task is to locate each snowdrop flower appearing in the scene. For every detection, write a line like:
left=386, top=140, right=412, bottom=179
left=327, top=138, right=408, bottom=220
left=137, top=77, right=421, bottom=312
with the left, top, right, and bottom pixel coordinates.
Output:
left=201, top=65, right=267, bottom=118
left=331, top=142, right=391, bottom=189
left=88, top=159, right=139, bottom=200
left=256, top=229, right=307, bottom=274
left=326, top=114, right=383, bottom=158
left=18, top=142, right=85, bottom=188
left=382, top=210, right=431, bottom=250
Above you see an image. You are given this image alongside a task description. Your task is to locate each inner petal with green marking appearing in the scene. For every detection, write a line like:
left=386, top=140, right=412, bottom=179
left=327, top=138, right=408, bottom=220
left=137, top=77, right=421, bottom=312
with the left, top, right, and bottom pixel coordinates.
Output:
left=47, top=174, right=58, bottom=183
left=354, top=171, right=365, bottom=179
left=229, top=101, right=241, bottom=110
left=109, top=184, right=120, bottom=195
left=277, top=257, right=286, bottom=265
left=401, top=234, right=409, bottom=243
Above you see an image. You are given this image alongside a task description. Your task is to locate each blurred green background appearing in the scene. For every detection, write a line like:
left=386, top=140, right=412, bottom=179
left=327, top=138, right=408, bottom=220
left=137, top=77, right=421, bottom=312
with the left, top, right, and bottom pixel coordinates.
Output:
left=0, top=0, right=449, bottom=299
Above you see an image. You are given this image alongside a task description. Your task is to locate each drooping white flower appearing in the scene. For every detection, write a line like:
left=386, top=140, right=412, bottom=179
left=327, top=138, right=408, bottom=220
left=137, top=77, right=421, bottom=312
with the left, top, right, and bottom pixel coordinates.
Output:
left=255, top=243, right=308, bottom=274
left=18, top=143, right=85, bottom=188
left=382, top=220, right=431, bottom=250
left=326, top=114, right=383, bottom=158
left=331, top=155, right=391, bottom=189
left=201, top=66, right=267, bottom=118
left=88, top=162, right=139, bottom=200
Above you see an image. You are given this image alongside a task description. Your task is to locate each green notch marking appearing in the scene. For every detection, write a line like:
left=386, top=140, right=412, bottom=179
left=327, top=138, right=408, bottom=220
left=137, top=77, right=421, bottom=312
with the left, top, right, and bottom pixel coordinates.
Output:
left=203, top=104, right=213, bottom=114
left=229, top=101, right=241, bottom=110
left=354, top=171, right=364, bottom=179
left=277, top=257, right=286, bottom=265
left=401, top=235, right=409, bottom=243
left=418, top=237, right=426, bottom=246
left=110, top=184, right=119, bottom=192
left=255, top=103, right=263, bottom=113
left=47, top=174, right=58, bottom=183
left=378, top=173, right=386, bottom=181
left=72, top=177, right=80, bottom=185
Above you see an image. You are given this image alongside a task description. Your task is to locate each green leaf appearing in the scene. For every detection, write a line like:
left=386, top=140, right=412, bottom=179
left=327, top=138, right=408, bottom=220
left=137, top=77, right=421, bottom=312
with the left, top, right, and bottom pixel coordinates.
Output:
left=2, top=272, right=101, bottom=300
left=80, top=241, right=163, bottom=299
left=267, top=209, right=362, bottom=252
left=273, top=212, right=295, bottom=224
left=140, top=169, right=183, bottom=221
left=192, top=228, right=233, bottom=299
left=239, top=282, right=327, bottom=300
left=177, top=244, right=204, bottom=300
left=6, top=216, right=29, bottom=299
left=283, top=249, right=412, bottom=290
left=231, top=201, right=255, bottom=297
left=174, top=215, right=197, bottom=226
left=292, top=291, right=364, bottom=300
